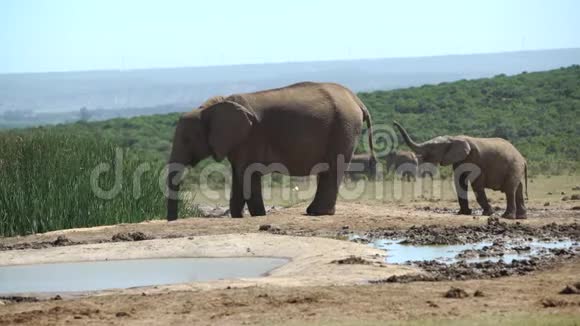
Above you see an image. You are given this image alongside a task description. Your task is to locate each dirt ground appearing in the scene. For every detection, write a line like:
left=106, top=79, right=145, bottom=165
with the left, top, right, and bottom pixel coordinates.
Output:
left=1, top=176, right=580, bottom=325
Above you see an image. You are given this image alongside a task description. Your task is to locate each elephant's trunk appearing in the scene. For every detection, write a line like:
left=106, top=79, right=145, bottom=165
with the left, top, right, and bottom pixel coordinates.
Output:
left=393, top=121, right=423, bottom=153
left=166, top=165, right=184, bottom=221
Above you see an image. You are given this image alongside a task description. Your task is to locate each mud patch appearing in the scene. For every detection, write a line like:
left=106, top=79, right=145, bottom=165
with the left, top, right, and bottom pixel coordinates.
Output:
left=111, top=232, right=152, bottom=242
left=331, top=256, right=372, bottom=265
left=559, top=283, right=580, bottom=295
left=373, top=255, right=578, bottom=283
left=541, top=298, right=580, bottom=308
left=0, top=236, right=85, bottom=251
left=0, top=295, right=62, bottom=305
left=258, top=224, right=286, bottom=234
left=359, top=219, right=580, bottom=246
left=444, top=287, right=469, bottom=298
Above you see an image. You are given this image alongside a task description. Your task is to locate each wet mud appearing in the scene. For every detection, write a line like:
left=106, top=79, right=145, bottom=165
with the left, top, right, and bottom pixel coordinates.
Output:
left=358, top=217, right=580, bottom=245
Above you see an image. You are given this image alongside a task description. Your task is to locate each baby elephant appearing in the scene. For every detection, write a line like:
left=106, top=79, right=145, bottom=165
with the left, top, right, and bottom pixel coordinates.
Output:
left=345, top=154, right=377, bottom=181
left=385, top=150, right=418, bottom=181
left=394, top=122, right=528, bottom=219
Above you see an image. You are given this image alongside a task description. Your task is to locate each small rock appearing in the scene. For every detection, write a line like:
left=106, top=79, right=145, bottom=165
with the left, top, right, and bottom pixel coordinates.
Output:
left=112, top=232, right=150, bottom=242
left=444, top=287, right=469, bottom=298
left=544, top=202, right=550, bottom=206
left=52, top=295, right=62, bottom=301
left=258, top=224, right=272, bottom=231
left=474, top=290, right=485, bottom=297
left=572, top=206, right=580, bottom=210
left=571, top=194, right=580, bottom=200
left=258, top=224, right=282, bottom=234
left=547, top=192, right=553, bottom=195
left=562, top=192, right=566, bottom=195
left=342, top=225, right=350, bottom=230
left=572, top=186, right=580, bottom=191
left=116, top=312, right=130, bottom=318
left=52, top=236, right=71, bottom=246
left=562, top=196, right=570, bottom=201
left=426, top=300, right=439, bottom=308
left=487, top=216, right=501, bottom=225
left=559, top=283, right=580, bottom=295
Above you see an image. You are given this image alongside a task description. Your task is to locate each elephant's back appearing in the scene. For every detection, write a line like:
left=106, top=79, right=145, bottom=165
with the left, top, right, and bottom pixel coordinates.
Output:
left=469, top=137, right=526, bottom=190
left=238, top=82, right=365, bottom=175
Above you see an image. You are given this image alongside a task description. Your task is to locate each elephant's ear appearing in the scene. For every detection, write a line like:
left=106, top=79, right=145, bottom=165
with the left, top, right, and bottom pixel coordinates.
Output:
left=202, top=101, right=256, bottom=161
left=441, top=138, right=471, bottom=166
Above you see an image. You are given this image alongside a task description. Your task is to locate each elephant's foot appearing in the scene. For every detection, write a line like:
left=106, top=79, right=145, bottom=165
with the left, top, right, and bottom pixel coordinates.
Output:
left=516, top=207, right=527, bottom=219
left=229, top=207, right=244, bottom=218
left=515, top=211, right=527, bottom=219
left=457, top=208, right=472, bottom=215
left=501, top=211, right=516, bottom=219
left=482, top=208, right=494, bottom=216
left=306, top=205, right=336, bottom=216
left=248, top=204, right=266, bottom=217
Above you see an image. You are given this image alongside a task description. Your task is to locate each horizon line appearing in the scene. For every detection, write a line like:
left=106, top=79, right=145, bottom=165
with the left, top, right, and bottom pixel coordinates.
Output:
left=2, top=47, right=579, bottom=76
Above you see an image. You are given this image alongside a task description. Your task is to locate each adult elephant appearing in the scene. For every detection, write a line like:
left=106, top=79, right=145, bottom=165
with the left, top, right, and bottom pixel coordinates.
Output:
left=166, top=82, right=376, bottom=220
left=393, top=122, right=528, bottom=219
left=384, top=150, right=418, bottom=181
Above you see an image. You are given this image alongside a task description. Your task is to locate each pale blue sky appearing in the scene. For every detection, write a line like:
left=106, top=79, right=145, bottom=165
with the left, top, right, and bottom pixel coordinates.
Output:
left=1, top=0, right=579, bottom=73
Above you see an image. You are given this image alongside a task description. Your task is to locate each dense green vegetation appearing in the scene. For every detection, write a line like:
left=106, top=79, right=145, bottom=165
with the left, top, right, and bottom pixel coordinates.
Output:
left=359, top=66, right=580, bottom=174
left=0, top=130, right=197, bottom=237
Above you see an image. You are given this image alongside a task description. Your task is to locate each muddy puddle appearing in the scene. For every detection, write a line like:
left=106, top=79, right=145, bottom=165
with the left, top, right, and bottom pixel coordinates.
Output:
left=353, top=236, right=577, bottom=264
left=0, top=257, right=288, bottom=294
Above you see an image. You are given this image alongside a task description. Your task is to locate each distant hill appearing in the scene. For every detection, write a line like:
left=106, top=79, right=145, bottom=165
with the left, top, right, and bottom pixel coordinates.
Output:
left=1, top=48, right=579, bottom=127
left=8, top=65, right=578, bottom=175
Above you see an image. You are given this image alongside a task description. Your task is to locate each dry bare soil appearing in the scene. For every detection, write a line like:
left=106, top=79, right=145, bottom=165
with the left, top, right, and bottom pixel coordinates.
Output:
left=1, top=176, right=580, bottom=325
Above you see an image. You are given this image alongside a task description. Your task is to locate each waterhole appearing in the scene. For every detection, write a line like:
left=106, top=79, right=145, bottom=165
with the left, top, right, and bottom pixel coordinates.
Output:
left=0, top=257, right=288, bottom=294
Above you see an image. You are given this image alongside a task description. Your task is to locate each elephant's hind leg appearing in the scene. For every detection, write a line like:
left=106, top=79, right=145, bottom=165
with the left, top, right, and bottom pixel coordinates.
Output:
left=501, top=188, right=517, bottom=219
left=307, top=171, right=338, bottom=216
left=247, top=173, right=266, bottom=216
left=515, top=183, right=527, bottom=219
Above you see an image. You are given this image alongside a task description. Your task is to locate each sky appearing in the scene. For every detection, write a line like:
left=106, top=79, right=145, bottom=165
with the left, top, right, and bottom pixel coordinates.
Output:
left=1, top=0, right=579, bottom=73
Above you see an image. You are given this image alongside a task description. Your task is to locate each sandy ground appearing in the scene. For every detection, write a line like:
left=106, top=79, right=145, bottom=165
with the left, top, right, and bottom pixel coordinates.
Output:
left=1, top=178, right=580, bottom=325
left=0, top=233, right=416, bottom=295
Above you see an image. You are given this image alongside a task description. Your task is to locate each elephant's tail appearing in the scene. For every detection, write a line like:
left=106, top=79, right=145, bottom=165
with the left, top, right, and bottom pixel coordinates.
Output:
left=358, top=100, right=376, bottom=160
left=525, top=163, right=528, bottom=200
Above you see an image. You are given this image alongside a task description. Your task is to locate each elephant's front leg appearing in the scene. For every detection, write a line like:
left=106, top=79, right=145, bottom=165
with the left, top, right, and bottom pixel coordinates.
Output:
left=247, top=173, right=266, bottom=216
left=229, top=168, right=246, bottom=218
left=473, top=188, right=493, bottom=216
left=453, top=168, right=472, bottom=215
